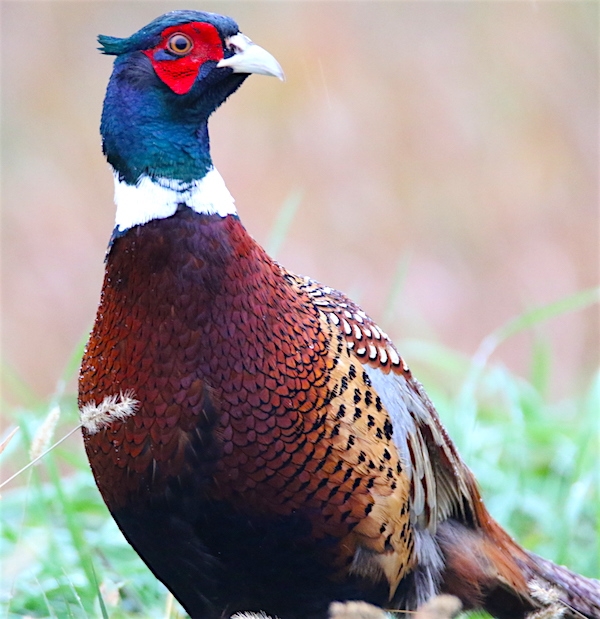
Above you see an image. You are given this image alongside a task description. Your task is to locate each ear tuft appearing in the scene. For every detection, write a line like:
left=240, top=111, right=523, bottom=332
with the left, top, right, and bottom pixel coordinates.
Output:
left=98, top=34, right=127, bottom=56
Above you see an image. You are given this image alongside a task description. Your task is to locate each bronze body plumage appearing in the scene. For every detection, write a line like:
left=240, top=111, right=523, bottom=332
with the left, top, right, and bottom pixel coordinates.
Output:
left=79, top=10, right=600, bottom=619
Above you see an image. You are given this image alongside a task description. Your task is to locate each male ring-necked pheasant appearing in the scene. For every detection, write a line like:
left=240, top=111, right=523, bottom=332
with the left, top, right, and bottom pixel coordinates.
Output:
left=79, top=10, right=600, bottom=619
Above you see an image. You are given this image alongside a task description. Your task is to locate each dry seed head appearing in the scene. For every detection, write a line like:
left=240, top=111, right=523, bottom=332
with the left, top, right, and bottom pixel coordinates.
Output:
left=527, top=580, right=568, bottom=619
left=29, top=405, right=61, bottom=462
left=329, top=601, right=388, bottom=619
left=525, top=605, right=566, bottom=619
left=414, top=595, right=463, bottom=619
left=0, top=427, right=19, bottom=457
left=80, top=391, right=138, bottom=434
left=529, top=579, right=562, bottom=605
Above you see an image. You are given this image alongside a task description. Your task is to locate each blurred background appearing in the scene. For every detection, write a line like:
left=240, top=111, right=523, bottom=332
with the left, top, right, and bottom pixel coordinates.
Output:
left=2, top=1, right=598, bottom=403
left=1, top=4, right=599, bottom=616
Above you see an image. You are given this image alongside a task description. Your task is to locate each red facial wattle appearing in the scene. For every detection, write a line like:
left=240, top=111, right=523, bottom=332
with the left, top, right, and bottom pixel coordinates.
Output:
left=144, top=22, right=225, bottom=95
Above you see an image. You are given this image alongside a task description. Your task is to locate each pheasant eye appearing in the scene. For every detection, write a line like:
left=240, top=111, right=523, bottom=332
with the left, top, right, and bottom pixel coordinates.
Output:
left=167, top=33, right=193, bottom=56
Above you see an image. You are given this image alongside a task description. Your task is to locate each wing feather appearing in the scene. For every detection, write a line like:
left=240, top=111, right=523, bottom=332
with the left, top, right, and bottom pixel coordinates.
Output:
left=288, top=272, right=480, bottom=533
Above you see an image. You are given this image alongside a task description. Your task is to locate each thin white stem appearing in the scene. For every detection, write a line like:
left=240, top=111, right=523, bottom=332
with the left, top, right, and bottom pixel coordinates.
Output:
left=0, top=424, right=82, bottom=491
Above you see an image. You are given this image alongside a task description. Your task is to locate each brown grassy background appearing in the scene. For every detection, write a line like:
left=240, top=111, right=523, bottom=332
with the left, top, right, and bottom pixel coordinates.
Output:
left=2, top=1, right=598, bottom=404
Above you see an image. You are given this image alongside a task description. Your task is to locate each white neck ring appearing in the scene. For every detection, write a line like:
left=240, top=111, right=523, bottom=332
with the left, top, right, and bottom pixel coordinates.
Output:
left=113, top=167, right=237, bottom=232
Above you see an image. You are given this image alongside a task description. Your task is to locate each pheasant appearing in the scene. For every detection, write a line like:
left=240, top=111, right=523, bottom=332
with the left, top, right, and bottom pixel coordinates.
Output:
left=79, top=10, right=600, bottom=619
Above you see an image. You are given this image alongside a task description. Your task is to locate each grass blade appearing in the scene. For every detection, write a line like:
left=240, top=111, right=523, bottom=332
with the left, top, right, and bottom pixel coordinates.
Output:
left=266, top=190, right=303, bottom=258
left=90, top=561, right=110, bottom=619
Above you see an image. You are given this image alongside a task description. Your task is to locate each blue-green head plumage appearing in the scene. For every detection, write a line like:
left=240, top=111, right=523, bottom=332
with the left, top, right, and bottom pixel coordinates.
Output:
left=98, top=10, right=239, bottom=56
left=99, top=10, right=246, bottom=185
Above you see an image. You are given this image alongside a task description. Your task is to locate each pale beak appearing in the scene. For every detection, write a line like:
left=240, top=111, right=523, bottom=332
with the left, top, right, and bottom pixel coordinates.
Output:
left=218, top=33, right=285, bottom=81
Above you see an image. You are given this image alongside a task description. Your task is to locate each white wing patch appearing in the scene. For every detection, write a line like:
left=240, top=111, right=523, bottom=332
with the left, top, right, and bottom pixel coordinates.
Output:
left=361, top=366, right=472, bottom=534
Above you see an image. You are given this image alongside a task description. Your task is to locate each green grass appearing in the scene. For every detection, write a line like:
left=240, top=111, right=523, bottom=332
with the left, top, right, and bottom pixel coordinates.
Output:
left=1, top=291, right=598, bottom=619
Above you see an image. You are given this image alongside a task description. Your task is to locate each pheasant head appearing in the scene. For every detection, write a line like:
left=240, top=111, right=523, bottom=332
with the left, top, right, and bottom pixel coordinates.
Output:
left=99, top=10, right=283, bottom=232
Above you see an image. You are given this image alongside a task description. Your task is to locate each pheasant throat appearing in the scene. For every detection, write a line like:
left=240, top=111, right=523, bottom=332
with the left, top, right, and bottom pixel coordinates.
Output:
left=113, top=167, right=237, bottom=232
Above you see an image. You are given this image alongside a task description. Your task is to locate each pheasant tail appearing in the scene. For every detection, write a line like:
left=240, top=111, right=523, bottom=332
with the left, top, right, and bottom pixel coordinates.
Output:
left=438, top=515, right=600, bottom=619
